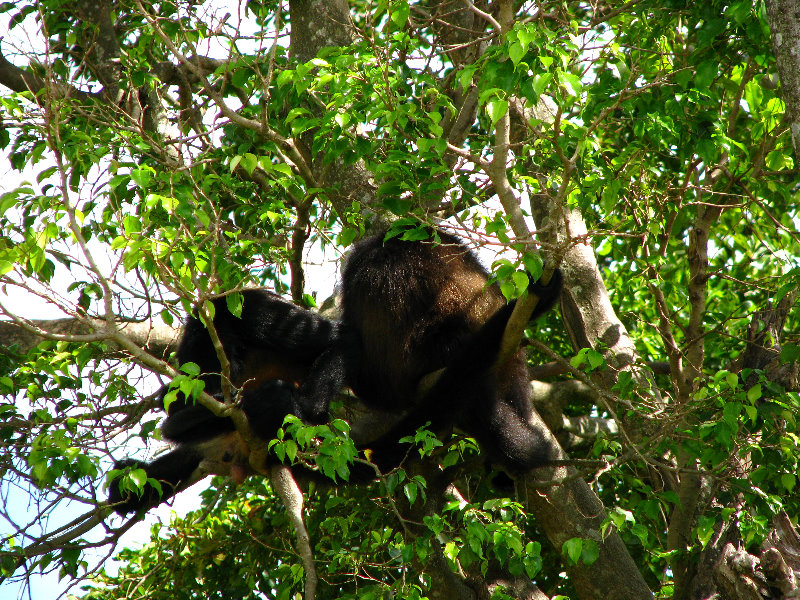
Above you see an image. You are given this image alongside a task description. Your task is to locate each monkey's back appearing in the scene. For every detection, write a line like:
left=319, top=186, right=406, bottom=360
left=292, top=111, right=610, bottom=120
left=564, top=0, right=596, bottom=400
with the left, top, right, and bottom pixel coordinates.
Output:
left=341, top=230, right=505, bottom=410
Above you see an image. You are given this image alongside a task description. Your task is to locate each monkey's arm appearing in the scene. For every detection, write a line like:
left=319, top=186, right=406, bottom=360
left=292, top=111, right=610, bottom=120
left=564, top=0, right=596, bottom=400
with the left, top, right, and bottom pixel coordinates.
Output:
left=107, top=449, right=203, bottom=516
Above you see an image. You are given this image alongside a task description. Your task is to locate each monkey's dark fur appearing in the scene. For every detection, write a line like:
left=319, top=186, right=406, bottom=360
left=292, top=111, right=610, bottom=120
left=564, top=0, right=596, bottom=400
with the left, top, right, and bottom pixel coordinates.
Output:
left=108, top=294, right=345, bottom=515
left=108, top=229, right=562, bottom=515
left=340, top=230, right=561, bottom=472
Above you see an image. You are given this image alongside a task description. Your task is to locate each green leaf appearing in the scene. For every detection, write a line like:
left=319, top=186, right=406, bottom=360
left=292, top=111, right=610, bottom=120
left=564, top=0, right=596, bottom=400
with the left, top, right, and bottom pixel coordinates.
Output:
left=36, top=166, right=58, bottom=184
left=122, top=215, right=141, bottom=235
left=130, top=468, right=148, bottom=489
left=562, top=538, right=582, bottom=565
left=533, top=72, right=553, bottom=96
left=722, top=402, right=741, bottom=426
left=390, top=0, right=410, bottom=26
left=765, top=150, right=790, bottom=171
left=500, top=280, right=515, bottom=301
left=746, top=384, right=762, bottom=403
left=486, top=99, right=509, bottom=125
left=0, top=188, right=26, bottom=215
left=561, top=72, right=582, bottom=96
left=403, top=482, right=418, bottom=505
left=338, top=227, right=358, bottom=247
left=401, top=227, right=433, bottom=242
left=522, top=253, right=543, bottom=280
left=459, top=64, right=478, bottom=91
left=509, top=41, right=526, bottom=66
left=587, top=349, right=604, bottom=370
left=382, top=196, right=413, bottom=216
left=129, top=167, right=152, bottom=189
left=780, top=344, right=800, bottom=362
left=512, top=270, right=529, bottom=293
left=694, top=61, right=718, bottom=90
left=239, top=153, right=258, bottom=175
left=226, top=292, right=244, bottom=318
left=725, top=372, right=738, bottom=389
left=726, top=1, right=752, bottom=24
left=581, top=539, right=600, bottom=565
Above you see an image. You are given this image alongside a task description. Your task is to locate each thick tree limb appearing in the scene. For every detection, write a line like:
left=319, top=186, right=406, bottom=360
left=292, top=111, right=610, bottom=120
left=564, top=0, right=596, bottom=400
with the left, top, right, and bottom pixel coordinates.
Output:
left=738, top=289, right=800, bottom=390
left=527, top=193, right=657, bottom=600
left=765, top=0, right=800, bottom=154
left=287, top=0, right=383, bottom=224
left=523, top=466, right=654, bottom=600
left=0, top=317, right=177, bottom=358
left=0, top=46, right=95, bottom=100
left=73, top=0, right=123, bottom=92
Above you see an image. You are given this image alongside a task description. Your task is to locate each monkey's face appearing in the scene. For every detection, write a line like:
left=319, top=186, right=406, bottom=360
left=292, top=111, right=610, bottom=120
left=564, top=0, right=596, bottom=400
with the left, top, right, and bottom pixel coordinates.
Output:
left=196, top=432, right=254, bottom=484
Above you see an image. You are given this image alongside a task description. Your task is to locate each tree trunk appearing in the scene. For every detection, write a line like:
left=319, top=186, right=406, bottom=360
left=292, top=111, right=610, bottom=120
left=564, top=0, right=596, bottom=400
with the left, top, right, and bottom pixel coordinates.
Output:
left=766, top=0, right=800, bottom=155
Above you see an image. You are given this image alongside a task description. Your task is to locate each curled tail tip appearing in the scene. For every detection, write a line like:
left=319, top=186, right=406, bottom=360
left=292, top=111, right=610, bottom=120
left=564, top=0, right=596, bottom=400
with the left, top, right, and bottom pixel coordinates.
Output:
left=527, top=266, right=563, bottom=319
left=532, top=266, right=563, bottom=298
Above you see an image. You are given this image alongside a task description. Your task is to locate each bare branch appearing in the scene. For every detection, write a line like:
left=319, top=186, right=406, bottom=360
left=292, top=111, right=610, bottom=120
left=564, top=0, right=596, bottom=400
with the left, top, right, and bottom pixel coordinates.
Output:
left=0, top=316, right=177, bottom=357
left=270, top=464, right=318, bottom=600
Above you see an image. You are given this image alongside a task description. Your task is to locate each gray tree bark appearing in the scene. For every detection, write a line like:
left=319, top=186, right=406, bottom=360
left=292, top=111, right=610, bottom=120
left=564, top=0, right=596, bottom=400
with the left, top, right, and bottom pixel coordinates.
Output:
left=766, top=0, right=800, bottom=154
left=524, top=204, right=654, bottom=600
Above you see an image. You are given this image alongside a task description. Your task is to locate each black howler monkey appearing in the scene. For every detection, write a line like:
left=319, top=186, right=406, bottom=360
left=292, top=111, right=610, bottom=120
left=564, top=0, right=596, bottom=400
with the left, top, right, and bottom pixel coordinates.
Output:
left=108, top=291, right=349, bottom=515
left=339, top=229, right=562, bottom=473
left=108, top=228, right=562, bottom=515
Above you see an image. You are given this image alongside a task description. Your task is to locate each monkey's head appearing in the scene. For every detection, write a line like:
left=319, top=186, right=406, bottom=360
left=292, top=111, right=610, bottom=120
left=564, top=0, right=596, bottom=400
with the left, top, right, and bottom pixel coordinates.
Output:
left=196, top=431, right=260, bottom=484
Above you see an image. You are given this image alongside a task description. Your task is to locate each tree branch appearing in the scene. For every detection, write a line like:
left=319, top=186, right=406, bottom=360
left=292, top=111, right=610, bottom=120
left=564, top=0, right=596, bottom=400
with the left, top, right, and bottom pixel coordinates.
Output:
left=0, top=45, right=95, bottom=100
left=0, top=316, right=177, bottom=357
left=270, top=464, right=318, bottom=600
